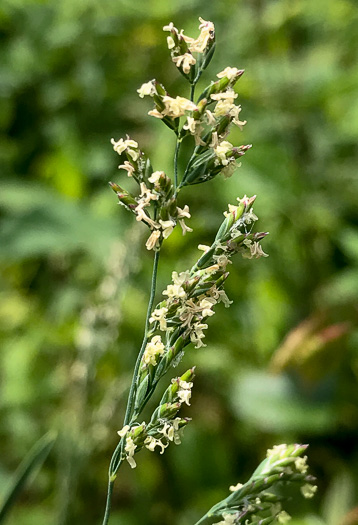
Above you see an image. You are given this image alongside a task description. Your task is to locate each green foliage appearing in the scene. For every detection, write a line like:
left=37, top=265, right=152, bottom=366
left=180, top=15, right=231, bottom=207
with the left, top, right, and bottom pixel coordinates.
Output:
left=1, top=1, right=358, bottom=524
left=0, top=432, right=56, bottom=524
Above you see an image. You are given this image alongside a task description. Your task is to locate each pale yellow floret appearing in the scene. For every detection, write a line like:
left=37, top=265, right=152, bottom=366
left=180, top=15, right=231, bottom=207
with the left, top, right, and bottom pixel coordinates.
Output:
left=216, top=67, right=240, bottom=81
left=163, top=283, right=186, bottom=299
left=179, top=379, right=193, bottom=389
left=124, top=436, right=137, bottom=468
left=267, top=444, right=288, bottom=458
left=179, top=219, right=193, bottom=235
left=209, top=131, right=219, bottom=149
left=176, top=205, right=192, bottom=235
left=183, top=116, right=197, bottom=134
left=223, top=204, right=239, bottom=217
left=170, top=417, right=183, bottom=445
left=177, top=379, right=193, bottom=406
left=111, top=137, right=138, bottom=154
left=183, top=117, right=205, bottom=144
left=190, top=321, right=208, bottom=348
left=199, top=298, right=216, bottom=317
left=159, top=219, right=176, bottom=239
left=148, top=109, right=164, bottom=119
left=161, top=95, right=197, bottom=118
left=214, top=99, right=235, bottom=117
left=211, top=288, right=233, bottom=307
left=242, top=240, right=268, bottom=259
left=163, top=22, right=175, bottom=32
left=301, top=483, right=317, bottom=499
left=118, top=160, right=135, bottom=177
left=137, top=80, right=156, bottom=98
left=178, top=388, right=191, bottom=405
left=134, top=204, right=158, bottom=228
left=244, top=208, right=258, bottom=224
left=172, top=53, right=196, bottom=74
left=111, top=138, right=139, bottom=161
left=210, top=89, right=238, bottom=101
left=213, top=513, right=237, bottom=525
left=295, top=456, right=308, bottom=474
left=214, top=141, right=233, bottom=165
left=198, top=244, right=211, bottom=252
left=177, top=204, right=191, bottom=219
left=205, top=109, right=217, bottom=125
left=214, top=254, right=231, bottom=268
left=142, top=335, right=165, bottom=366
left=149, top=306, right=168, bottom=331
left=159, top=422, right=175, bottom=441
left=139, top=182, right=159, bottom=204
left=117, top=424, right=130, bottom=437
left=229, top=104, right=247, bottom=130
left=210, top=89, right=238, bottom=118
left=188, top=17, right=215, bottom=53
left=172, top=270, right=191, bottom=286
left=229, top=482, right=243, bottom=492
left=148, top=170, right=165, bottom=184
left=144, top=436, right=167, bottom=454
left=167, top=36, right=175, bottom=49
left=146, top=230, right=161, bottom=250
left=277, top=511, right=292, bottom=523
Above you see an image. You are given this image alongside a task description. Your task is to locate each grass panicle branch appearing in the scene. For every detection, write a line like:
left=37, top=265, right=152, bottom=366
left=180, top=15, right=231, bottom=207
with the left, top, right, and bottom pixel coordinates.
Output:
left=101, top=16, right=315, bottom=525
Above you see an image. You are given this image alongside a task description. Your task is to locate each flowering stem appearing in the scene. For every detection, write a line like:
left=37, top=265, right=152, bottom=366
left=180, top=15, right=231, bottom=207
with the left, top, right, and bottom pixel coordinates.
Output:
left=102, top=249, right=161, bottom=525
left=190, top=82, right=196, bottom=102
left=123, top=248, right=161, bottom=425
left=174, top=139, right=181, bottom=191
left=102, top=479, right=114, bottom=525
left=191, top=66, right=204, bottom=102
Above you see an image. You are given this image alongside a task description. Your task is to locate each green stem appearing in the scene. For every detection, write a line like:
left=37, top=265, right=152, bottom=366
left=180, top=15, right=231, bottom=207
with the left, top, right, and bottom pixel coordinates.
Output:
left=102, top=479, right=114, bottom=525
left=190, top=83, right=196, bottom=102
left=101, top=249, right=161, bottom=525
left=122, top=248, right=161, bottom=426
left=190, top=66, right=204, bottom=102
left=174, top=139, right=181, bottom=191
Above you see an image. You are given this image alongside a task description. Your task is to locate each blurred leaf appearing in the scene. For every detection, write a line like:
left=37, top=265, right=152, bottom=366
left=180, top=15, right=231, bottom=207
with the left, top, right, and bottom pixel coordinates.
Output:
left=322, top=471, right=355, bottom=525
left=231, top=371, right=337, bottom=433
left=0, top=432, right=56, bottom=524
left=270, top=316, right=350, bottom=375
left=0, top=182, right=120, bottom=260
left=339, top=230, right=358, bottom=262
left=289, top=518, right=325, bottom=525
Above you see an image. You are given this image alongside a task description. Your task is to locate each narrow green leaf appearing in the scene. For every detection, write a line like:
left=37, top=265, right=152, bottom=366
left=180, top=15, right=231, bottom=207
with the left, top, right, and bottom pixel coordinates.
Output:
left=0, top=431, right=57, bottom=524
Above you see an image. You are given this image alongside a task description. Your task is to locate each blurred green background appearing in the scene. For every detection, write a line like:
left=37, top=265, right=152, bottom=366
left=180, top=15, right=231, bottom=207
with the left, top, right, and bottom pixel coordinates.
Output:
left=1, top=0, right=358, bottom=524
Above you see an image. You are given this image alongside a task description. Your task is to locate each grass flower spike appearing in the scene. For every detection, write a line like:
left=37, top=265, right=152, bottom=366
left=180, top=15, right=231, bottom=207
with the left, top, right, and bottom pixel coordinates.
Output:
left=101, top=17, right=315, bottom=525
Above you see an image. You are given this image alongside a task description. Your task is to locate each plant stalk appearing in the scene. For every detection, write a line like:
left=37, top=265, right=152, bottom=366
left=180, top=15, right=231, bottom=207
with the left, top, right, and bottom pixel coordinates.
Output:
left=101, top=249, right=161, bottom=525
left=174, top=139, right=181, bottom=191
left=190, top=82, right=196, bottom=102
left=102, top=479, right=114, bottom=525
